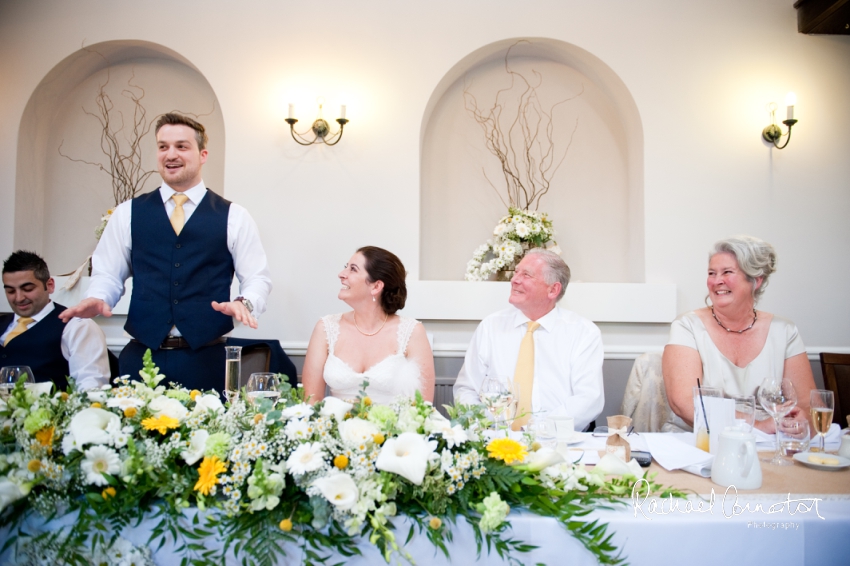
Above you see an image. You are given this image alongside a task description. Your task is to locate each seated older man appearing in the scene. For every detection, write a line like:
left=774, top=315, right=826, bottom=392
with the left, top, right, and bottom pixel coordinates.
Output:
left=1, top=251, right=110, bottom=391
left=453, top=249, right=604, bottom=432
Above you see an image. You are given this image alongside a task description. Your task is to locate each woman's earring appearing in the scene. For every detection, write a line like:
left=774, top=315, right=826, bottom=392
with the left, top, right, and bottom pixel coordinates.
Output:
left=372, top=296, right=376, bottom=302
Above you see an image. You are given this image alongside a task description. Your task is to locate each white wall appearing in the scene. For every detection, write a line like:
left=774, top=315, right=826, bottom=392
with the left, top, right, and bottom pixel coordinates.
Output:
left=1, top=0, right=848, bottom=360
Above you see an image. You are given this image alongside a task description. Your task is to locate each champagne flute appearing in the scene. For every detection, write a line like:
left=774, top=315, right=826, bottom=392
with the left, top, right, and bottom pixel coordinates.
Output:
left=810, top=389, right=834, bottom=453
left=246, top=373, right=280, bottom=405
left=0, top=366, right=35, bottom=400
left=757, top=376, right=797, bottom=466
left=223, top=346, right=242, bottom=403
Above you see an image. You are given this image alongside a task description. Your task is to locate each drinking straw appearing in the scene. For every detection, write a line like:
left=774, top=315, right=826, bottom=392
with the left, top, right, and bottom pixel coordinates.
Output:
left=697, top=378, right=710, bottom=433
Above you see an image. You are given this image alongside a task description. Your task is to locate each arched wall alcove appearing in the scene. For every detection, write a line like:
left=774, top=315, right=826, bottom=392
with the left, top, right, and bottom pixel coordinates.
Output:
left=14, top=40, right=225, bottom=274
left=419, top=38, right=645, bottom=283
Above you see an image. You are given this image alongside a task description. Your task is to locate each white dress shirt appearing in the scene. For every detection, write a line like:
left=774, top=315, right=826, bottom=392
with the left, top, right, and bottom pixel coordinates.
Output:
left=453, top=306, right=604, bottom=432
left=86, top=182, right=273, bottom=334
left=0, top=301, right=110, bottom=391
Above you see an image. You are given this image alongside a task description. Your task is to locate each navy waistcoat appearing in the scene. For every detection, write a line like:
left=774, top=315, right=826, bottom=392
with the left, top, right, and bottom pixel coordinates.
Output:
left=126, top=189, right=234, bottom=350
left=0, top=303, right=70, bottom=390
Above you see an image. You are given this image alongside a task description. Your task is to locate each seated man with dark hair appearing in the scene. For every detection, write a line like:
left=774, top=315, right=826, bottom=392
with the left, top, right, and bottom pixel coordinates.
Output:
left=1, top=250, right=110, bottom=391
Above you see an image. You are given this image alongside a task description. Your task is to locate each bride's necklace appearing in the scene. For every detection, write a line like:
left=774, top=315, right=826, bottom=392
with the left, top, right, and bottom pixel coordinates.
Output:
left=353, top=311, right=389, bottom=337
left=711, top=307, right=757, bottom=334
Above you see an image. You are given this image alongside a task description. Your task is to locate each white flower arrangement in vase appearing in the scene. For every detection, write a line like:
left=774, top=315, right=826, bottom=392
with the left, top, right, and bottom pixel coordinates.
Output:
left=465, top=207, right=561, bottom=281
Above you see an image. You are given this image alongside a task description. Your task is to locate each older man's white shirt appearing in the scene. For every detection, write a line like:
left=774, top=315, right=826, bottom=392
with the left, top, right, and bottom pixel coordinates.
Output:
left=453, top=306, right=604, bottom=432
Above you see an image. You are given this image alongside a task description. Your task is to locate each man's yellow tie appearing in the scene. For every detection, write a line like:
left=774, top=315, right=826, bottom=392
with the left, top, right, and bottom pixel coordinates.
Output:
left=511, top=320, right=540, bottom=431
left=4, top=317, right=34, bottom=346
left=170, top=194, right=190, bottom=235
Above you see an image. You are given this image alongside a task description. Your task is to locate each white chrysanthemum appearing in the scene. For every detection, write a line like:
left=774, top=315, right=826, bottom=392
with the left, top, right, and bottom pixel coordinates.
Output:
left=81, top=445, right=121, bottom=486
left=286, top=442, right=326, bottom=475
left=284, top=418, right=312, bottom=441
left=312, top=472, right=359, bottom=511
left=148, top=396, right=189, bottom=421
left=181, top=430, right=209, bottom=465
left=282, top=403, right=314, bottom=420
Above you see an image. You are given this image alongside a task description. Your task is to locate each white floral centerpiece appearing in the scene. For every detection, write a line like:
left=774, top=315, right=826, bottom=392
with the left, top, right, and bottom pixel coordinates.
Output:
left=465, top=207, right=561, bottom=281
left=0, top=352, right=680, bottom=565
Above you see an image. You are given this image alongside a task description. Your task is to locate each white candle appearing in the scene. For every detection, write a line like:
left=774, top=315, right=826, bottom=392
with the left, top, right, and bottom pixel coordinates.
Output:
left=785, top=92, right=796, bottom=121
left=340, top=105, right=347, bottom=119
left=288, top=104, right=295, bottom=119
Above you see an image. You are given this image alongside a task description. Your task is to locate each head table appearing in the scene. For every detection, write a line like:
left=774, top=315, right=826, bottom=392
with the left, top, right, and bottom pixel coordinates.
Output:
left=2, top=437, right=847, bottom=566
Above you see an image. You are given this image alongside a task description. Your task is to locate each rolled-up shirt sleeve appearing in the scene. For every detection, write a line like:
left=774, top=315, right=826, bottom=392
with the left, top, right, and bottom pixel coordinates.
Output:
left=227, top=204, right=273, bottom=317
left=62, top=318, right=111, bottom=390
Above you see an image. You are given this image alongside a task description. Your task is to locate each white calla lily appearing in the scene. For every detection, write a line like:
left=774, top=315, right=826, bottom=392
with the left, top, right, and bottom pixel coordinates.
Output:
left=68, top=408, right=121, bottom=448
left=514, top=447, right=564, bottom=472
left=375, top=433, right=437, bottom=485
left=311, top=473, right=359, bottom=511
left=319, top=397, right=353, bottom=422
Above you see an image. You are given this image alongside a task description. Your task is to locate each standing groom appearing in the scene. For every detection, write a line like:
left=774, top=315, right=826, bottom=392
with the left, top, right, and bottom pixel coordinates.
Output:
left=61, top=113, right=273, bottom=391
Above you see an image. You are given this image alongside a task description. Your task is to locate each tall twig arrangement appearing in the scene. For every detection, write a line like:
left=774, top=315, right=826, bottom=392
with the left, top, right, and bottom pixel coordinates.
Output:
left=58, top=66, right=156, bottom=207
left=464, top=40, right=582, bottom=211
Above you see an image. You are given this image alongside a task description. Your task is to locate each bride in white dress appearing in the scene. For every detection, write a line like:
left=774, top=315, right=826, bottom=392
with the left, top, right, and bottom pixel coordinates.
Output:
left=302, top=247, right=435, bottom=404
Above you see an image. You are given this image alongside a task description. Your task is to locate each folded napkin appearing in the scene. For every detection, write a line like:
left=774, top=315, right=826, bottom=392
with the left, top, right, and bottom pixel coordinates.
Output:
left=754, top=423, right=842, bottom=450
left=643, top=433, right=714, bottom=477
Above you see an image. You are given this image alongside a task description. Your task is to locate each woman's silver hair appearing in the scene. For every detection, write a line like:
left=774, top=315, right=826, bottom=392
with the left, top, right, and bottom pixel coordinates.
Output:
left=710, top=235, right=777, bottom=302
left=525, top=248, right=570, bottom=301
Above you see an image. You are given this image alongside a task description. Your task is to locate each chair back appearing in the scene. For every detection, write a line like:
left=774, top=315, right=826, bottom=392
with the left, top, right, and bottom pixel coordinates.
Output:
left=240, top=344, right=272, bottom=387
left=620, top=351, right=690, bottom=433
left=820, top=352, right=850, bottom=429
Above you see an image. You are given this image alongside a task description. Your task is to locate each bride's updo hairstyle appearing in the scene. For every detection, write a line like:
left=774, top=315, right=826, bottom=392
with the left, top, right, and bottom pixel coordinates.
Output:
left=358, top=246, right=407, bottom=315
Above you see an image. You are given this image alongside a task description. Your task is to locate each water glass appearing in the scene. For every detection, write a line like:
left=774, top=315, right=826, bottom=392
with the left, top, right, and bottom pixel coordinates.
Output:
left=0, top=365, right=35, bottom=400
left=246, top=373, right=280, bottom=405
left=777, top=417, right=810, bottom=457
left=730, top=394, right=756, bottom=432
left=224, top=346, right=242, bottom=403
left=809, top=389, right=834, bottom=453
left=757, top=376, right=797, bottom=466
left=479, top=377, right=517, bottom=428
left=526, top=416, right=556, bottom=447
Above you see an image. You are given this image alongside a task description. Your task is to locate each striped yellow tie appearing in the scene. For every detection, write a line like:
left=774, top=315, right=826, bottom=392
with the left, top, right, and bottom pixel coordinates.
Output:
left=4, top=317, right=34, bottom=346
left=511, top=321, right=540, bottom=431
left=170, top=194, right=190, bottom=235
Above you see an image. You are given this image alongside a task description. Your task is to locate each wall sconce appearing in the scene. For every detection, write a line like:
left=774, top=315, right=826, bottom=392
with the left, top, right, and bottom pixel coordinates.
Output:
left=762, top=92, right=798, bottom=149
left=285, top=98, right=349, bottom=146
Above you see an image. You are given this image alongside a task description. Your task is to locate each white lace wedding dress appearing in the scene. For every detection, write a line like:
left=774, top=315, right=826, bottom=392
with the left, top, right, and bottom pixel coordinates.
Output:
left=321, top=313, right=423, bottom=403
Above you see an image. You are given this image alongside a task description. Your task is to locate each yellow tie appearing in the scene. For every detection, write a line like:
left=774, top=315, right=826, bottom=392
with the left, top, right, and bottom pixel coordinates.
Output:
left=4, top=317, right=34, bottom=346
left=170, top=194, right=190, bottom=235
left=511, top=320, right=540, bottom=431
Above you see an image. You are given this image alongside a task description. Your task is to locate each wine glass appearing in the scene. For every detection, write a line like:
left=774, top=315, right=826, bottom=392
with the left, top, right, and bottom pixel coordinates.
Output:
left=479, top=377, right=516, bottom=428
left=757, top=376, right=797, bottom=466
left=246, top=373, right=280, bottom=406
left=810, top=389, right=834, bottom=453
left=777, top=417, right=810, bottom=457
left=0, top=366, right=35, bottom=400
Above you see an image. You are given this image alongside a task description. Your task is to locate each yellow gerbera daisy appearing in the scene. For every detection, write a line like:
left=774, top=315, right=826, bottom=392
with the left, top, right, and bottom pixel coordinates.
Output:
left=35, top=426, right=54, bottom=447
left=141, top=415, right=180, bottom=435
left=486, top=438, right=528, bottom=465
left=194, top=456, right=227, bottom=495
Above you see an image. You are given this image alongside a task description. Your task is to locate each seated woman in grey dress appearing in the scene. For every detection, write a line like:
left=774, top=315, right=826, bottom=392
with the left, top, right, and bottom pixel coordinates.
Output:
left=662, top=235, right=816, bottom=433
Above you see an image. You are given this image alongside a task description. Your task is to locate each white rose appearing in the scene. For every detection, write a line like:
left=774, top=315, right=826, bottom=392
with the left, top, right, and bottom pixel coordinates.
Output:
left=149, top=396, right=189, bottom=421
left=193, top=394, right=224, bottom=415
left=338, top=418, right=380, bottom=446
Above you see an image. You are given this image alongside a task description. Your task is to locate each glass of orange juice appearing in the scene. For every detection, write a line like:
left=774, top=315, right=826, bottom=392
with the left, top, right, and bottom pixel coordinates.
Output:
left=693, top=386, right=722, bottom=453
